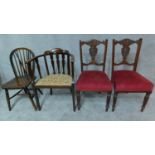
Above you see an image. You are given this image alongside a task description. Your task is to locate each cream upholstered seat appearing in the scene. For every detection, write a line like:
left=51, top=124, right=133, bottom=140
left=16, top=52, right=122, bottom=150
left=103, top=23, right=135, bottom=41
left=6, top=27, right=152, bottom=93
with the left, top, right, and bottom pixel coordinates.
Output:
left=36, top=74, right=72, bottom=87
left=27, top=49, right=76, bottom=111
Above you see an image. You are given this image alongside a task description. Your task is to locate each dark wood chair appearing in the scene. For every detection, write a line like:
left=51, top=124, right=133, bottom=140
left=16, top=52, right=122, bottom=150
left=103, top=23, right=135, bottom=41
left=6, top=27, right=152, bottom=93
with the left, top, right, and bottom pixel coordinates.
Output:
left=76, top=39, right=112, bottom=111
left=2, top=48, right=37, bottom=111
left=112, top=38, right=154, bottom=112
left=26, top=48, right=76, bottom=111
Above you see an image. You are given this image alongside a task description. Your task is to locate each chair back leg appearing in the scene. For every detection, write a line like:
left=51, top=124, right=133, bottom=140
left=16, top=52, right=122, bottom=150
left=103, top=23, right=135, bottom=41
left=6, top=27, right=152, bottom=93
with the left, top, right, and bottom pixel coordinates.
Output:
left=71, top=84, right=76, bottom=112
left=77, top=91, right=81, bottom=110
left=50, top=88, right=53, bottom=95
left=141, top=92, right=151, bottom=112
left=106, top=92, right=111, bottom=112
left=112, top=92, right=118, bottom=111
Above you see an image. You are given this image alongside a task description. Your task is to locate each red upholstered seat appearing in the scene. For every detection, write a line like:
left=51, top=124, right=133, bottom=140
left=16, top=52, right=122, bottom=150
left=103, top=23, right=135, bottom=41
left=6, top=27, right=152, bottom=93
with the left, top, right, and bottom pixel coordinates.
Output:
left=76, top=71, right=112, bottom=91
left=112, top=70, right=154, bottom=92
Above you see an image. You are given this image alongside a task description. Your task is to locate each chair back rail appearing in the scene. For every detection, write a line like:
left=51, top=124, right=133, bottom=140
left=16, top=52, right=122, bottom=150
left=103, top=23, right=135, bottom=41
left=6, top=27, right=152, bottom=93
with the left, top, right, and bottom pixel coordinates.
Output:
left=10, top=48, right=35, bottom=78
left=26, top=48, right=74, bottom=80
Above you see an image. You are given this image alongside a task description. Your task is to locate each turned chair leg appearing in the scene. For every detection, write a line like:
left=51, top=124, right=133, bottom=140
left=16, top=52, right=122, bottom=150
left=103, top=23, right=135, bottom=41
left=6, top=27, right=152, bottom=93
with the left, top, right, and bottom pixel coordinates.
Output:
left=106, top=92, right=111, bottom=112
left=24, top=88, right=37, bottom=111
left=5, top=89, right=11, bottom=111
left=77, top=91, right=81, bottom=110
left=112, top=92, right=118, bottom=112
left=71, top=84, right=76, bottom=112
left=141, top=92, right=151, bottom=112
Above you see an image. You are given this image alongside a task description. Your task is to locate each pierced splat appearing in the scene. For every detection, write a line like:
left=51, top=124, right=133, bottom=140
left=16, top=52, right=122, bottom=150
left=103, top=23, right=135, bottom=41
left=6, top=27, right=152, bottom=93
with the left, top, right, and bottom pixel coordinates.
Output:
left=112, top=38, right=143, bottom=72
left=80, top=39, right=108, bottom=71
left=89, top=45, right=98, bottom=63
left=121, top=46, right=130, bottom=62
left=119, top=39, right=135, bottom=63
left=87, top=40, right=100, bottom=63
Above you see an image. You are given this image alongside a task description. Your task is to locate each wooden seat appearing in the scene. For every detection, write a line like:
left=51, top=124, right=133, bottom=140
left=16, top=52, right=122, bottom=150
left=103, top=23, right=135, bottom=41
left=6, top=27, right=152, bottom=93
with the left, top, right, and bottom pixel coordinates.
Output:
left=112, top=38, right=154, bottom=112
left=1, top=48, right=37, bottom=111
left=2, top=77, right=32, bottom=89
left=27, top=48, right=76, bottom=111
left=76, top=39, right=112, bottom=111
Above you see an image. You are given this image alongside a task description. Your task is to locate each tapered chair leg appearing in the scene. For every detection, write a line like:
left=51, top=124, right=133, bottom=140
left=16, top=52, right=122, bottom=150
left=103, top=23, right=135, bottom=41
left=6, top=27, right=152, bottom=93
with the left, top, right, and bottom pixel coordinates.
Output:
left=50, top=88, right=53, bottom=95
left=106, top=92, right=111, bottom=112
left=5, top=89, right=11, bottom=111
left=141, top=92, right=151, bottom=112
left=24, top=88, right=37, bottom=111
left=33, top=87, right=41, bottom=111
left=77, top=91, right=81, bottom=110
left=38, top=88, right=43, bottom=95
left=112, top=92, right=118, bottom=112
left=71, top=84, right=76, bottom=112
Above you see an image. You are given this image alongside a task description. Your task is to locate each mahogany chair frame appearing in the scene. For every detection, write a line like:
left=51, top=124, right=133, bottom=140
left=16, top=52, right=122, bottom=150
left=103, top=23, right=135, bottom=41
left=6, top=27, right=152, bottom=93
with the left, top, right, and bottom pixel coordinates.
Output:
left=112, top=38, right=152, bottom=112
left=27, top=48, right=76, bottom=111
left=2, top=48, right=37, bottom=111
left=77, top=39, right=112, bottom=111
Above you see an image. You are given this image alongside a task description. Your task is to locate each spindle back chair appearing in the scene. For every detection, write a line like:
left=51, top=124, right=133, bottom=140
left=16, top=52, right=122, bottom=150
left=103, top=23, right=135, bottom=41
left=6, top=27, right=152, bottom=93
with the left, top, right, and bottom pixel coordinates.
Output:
left=27, top=48, right=76, bottom=111
left=2, top=48, right=37, bottom=111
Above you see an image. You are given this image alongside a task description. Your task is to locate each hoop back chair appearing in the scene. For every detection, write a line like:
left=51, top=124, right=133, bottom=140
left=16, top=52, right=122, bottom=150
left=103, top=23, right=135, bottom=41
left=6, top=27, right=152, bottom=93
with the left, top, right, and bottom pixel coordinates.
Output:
left=112, top=38, right=154, bottom=112
left=76, top=39, right=112, bottom=111
left=27, top=48, right=76, bottom=111
left=2, top=48, right=37, bottom=111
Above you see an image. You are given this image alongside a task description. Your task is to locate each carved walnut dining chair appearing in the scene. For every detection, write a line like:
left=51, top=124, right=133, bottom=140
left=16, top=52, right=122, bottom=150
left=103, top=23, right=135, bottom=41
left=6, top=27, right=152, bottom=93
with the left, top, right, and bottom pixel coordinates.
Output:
left=112, top=38, right=154, bottom=112
left=76, top=39, right=112, bottom=111
left=26, top=48, right=76, bottom=111
left=2, top=48, right=37, bottom=111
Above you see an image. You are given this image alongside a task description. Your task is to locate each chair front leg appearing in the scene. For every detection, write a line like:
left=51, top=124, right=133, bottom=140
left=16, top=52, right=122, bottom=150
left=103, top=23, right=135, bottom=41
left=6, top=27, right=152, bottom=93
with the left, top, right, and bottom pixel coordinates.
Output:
left=38, top=88, right=43, bottom=95
left=33, top=86, right=41, bottom=111
left=106, top=92, right=111, bottom=112
left=77, top=91, right=81, bottom=110
left=24, top=88, right=37, bottom=111
left=50, top=88, right=53, bottom=95
left=5, top=89, right=11, bottom=111
left=112, top=92, right=118, bottom=112
left=71, top=84, right=76, bottom=112
left=141, top=92, right=151, bottom=112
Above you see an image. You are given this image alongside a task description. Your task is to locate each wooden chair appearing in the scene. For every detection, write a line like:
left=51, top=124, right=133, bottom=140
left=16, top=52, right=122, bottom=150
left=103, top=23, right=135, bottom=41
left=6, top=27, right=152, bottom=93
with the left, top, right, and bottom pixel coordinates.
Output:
left=1, top=48, right=37, bottom=111
left=26, top=48, right=76, bottom=111
left=76, top=39, right=112, bottom=111
left=112, top=38, right=154, bottom=112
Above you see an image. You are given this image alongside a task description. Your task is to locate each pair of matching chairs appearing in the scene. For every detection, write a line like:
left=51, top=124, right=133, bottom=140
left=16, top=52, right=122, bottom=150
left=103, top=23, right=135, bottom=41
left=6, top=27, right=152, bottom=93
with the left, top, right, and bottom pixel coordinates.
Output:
left=2, top=38, right=154, bottom=112
left=76, top=38, right=153, bottom=112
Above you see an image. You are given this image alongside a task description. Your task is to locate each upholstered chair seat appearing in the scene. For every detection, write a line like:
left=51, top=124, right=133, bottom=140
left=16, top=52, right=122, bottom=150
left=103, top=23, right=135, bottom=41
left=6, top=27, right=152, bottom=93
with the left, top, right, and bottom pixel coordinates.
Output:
left=112, top=70, right=154, bottom=92
left=76, top=71, right=112, bottom=92
left=36, top=74, right=72, bottom=87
